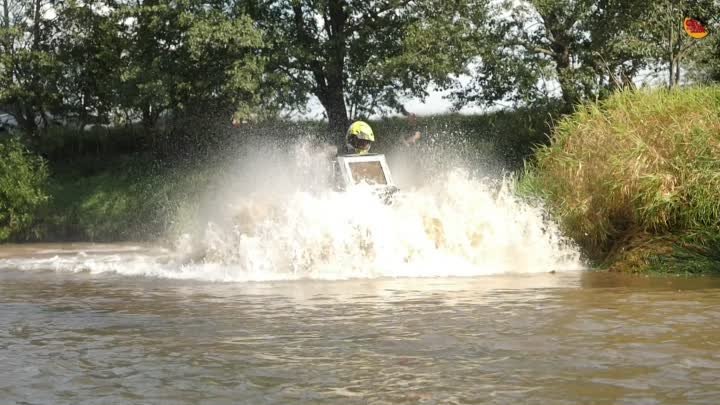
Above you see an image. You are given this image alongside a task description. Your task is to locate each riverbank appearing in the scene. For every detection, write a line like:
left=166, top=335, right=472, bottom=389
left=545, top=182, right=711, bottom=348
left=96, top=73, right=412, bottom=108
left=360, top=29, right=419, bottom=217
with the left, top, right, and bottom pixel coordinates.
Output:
left=520, top=86, right=720, bottom=274
left=37, top=156, right=207, bottom=242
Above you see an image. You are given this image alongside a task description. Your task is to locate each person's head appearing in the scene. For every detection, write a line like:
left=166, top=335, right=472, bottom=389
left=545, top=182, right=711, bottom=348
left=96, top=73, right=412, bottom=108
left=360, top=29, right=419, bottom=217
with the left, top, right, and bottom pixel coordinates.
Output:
left=346, top=121, right=375, bottom=154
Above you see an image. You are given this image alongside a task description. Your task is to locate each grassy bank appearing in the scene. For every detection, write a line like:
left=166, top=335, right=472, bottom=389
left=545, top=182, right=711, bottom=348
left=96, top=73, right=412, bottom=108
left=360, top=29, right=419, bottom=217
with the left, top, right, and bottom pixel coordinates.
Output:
left=520, top=86, right=720, bottom=273
left=34, top=156, right=209, bottom=242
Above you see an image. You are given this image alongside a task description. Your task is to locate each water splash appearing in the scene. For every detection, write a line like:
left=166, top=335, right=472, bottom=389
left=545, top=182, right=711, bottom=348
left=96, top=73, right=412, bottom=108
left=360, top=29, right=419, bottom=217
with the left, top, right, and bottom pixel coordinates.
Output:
left=0, top=137, right=583, bottom=281
left=173, top=168, right=581, bottom=281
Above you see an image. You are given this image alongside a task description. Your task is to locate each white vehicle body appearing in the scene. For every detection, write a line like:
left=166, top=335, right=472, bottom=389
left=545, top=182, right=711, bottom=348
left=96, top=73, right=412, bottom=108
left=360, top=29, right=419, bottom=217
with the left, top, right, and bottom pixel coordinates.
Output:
left=335, top=153, right=395, bottom=190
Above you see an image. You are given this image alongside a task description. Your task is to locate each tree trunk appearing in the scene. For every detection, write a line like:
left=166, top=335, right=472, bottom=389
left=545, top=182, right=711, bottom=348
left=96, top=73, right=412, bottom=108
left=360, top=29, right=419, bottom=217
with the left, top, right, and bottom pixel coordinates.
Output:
left=294, top=0, right=349, bottom=149
left=16, top=105, right=38, bottom=136
left=32, top=0, right=41, bottom=50
left=141, top=104, right=158, bottom=151
left=667, top=1, right=676, bottom=88
left=141, top=104, right=159, bottom=130
left=542, top=9, right=578, bottom=111
left=668, top=58, right=676, bottom=87
left=554, top=48, right=579, bottom=111
left=2, top=0, right=8, bottom=28
left=319, top=88, right=349, bottom=150
left=557, top=68, right=579, bottom=111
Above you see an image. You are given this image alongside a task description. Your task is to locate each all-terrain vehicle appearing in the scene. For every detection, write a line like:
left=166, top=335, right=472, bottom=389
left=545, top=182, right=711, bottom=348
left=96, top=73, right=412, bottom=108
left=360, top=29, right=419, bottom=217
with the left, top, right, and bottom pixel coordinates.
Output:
left=333, top=153, right=399, bottom=202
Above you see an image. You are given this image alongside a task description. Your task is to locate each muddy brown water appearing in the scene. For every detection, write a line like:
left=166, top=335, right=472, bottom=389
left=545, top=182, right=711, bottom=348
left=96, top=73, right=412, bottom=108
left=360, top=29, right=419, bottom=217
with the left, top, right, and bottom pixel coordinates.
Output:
left=1, top=244, right=719, bottom=405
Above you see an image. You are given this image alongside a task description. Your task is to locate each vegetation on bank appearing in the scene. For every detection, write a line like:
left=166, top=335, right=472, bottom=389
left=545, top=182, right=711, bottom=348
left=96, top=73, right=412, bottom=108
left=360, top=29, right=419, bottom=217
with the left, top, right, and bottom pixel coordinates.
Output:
left=520, top=86, right=720, bottom=273
left=0, top=137, right=49, bottom=240
left=0, top=150, right=196, bottom=243
left=36, top=157, right=209, bottom=242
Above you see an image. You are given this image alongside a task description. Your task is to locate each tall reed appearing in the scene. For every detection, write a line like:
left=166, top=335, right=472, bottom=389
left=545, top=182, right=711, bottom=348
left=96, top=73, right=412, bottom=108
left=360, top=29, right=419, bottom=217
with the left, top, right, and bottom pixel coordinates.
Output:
left=521, top=87, right=720, bottom=271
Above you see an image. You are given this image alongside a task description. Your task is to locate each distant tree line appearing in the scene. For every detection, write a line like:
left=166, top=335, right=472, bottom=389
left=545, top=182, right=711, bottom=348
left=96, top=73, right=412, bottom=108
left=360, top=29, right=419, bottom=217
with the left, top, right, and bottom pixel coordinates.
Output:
left=1, top=0, right=718, bottom=139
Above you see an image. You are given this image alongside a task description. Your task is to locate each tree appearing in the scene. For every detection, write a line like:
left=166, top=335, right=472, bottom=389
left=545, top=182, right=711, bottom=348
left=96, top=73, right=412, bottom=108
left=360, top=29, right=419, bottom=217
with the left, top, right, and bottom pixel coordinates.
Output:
left=113, top=0, right=264, bottom=131
left=2, top=0, right=264, bottom=138
left=456, top=0, right=654, bottom=111
left=691, top=29, right=720, bottom=84
left=55, top=0, right=123, bottom=129
left=241, top=0, right=484, bottom=136
left=629, top=0, right=718, bottom=88
left=0, top=0, right=65, bottom=135
left=457, top=0, right=720, bottom=112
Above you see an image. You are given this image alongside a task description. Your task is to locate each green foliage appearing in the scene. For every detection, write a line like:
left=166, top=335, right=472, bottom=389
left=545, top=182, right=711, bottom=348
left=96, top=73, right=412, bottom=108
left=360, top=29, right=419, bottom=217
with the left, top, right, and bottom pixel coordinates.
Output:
left=113, top=0, right=265, bottom=130
left=54, top=0, right=123, bottom=128
left=0, top=0, right=66, bottom=134
left=0, top=137, right=48, bottom=241
left=631, top=0, right=719, bottom=87
left=520, top=86, right=720, bottom=271
left=243, top=0, right=486, bottom=131
left=456, top=0, right=646, bottom=110
left=1, top=0, right=265, bottom=137
left=455, top=0, right=720, bottom=111
left=37, top=156, right=211, bottom=242
left=3, top=0, right=720, bottom=148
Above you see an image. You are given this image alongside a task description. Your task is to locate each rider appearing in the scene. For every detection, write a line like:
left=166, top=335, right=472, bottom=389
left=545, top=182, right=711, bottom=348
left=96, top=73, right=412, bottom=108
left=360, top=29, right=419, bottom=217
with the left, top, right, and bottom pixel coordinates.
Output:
left=345, top=120, right=375, bottom=155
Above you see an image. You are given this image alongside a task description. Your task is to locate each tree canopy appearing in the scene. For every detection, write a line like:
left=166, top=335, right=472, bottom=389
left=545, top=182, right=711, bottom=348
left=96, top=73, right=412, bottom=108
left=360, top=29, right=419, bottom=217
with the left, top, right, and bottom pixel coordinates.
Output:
left=455, top=0, right=719, bottom=111
left=240, top=0, right=485, bottom=135
left=1, top=0, right=264, bottom=134
left=0, top=0, right=719, bottom=137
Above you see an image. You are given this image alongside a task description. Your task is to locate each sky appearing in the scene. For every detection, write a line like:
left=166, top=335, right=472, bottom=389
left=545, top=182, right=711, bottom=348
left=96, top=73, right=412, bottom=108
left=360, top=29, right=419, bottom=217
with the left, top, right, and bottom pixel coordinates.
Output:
left=293, top=62, right=678, bottom=122
left=295, top=77, right=492, bottom=121
left=296, top=90, right=485, bottom=121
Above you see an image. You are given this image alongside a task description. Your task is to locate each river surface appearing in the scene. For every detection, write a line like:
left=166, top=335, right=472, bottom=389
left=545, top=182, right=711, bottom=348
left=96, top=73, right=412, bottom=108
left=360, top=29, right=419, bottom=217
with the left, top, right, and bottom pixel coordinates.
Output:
left=2, top=245, right=720, bottom=405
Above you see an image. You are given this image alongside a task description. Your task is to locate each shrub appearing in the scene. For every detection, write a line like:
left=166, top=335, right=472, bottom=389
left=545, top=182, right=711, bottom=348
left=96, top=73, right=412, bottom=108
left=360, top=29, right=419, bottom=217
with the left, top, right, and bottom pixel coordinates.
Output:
left=0, top=137, right=49, bottom=241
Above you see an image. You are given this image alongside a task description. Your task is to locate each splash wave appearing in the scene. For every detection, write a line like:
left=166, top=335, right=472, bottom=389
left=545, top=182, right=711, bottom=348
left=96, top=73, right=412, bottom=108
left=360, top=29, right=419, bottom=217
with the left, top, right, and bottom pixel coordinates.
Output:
left=0, top=140, right=584, bottom=282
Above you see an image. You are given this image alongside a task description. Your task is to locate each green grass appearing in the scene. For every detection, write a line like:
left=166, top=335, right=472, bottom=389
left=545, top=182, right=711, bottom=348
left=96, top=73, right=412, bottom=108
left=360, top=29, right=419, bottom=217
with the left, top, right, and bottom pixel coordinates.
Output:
left=32, top=155, right=211, bottom=242
left=519, top=86, right=720, bottom=273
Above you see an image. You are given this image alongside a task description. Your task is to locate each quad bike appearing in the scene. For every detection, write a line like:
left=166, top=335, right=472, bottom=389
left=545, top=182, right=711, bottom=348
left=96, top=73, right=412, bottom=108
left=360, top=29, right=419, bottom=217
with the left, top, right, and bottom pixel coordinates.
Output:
left=332, top=153, right=399, bottom=203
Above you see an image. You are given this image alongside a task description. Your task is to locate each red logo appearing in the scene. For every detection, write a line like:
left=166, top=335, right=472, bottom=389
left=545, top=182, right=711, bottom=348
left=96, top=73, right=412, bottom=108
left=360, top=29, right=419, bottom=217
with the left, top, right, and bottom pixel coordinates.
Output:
left=684, top=17, right=709, bottom=39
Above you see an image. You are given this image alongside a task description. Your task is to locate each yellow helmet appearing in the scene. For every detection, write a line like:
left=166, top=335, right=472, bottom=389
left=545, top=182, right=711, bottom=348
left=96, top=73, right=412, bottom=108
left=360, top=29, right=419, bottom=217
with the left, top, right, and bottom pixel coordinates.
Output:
left=346, top=121, right=375, bottom=142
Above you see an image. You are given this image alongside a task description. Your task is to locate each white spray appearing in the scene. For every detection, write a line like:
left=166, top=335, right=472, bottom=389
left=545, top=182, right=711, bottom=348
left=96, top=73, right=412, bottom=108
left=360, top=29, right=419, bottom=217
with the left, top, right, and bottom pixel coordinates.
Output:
left=0, top=134, right=583, bottom=281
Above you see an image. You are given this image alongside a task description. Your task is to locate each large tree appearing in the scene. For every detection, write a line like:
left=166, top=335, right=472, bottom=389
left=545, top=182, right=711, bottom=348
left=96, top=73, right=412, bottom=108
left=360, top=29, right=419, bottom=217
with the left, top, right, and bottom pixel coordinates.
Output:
left=113, top=0, right=264, bottom=130
left=457, top=0, right=720, bottom=111
left=692, top=28, right=720, bottom=84
left=241, top=0, right=484, bottom=136
left=55, top=0, right=123, bottom=129
left=629, top=0, right=718, bottom=88
left=1, top=0, right=265, bottom=136
left=456, top=0, right=655, bottom=111
left=0, top=0, right=65, bottom=134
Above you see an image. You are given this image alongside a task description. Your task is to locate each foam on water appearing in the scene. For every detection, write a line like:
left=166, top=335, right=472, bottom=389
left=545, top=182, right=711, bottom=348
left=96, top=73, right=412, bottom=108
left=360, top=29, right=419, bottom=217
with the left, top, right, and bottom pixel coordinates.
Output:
left=0, top=138, right=584, bottom=282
